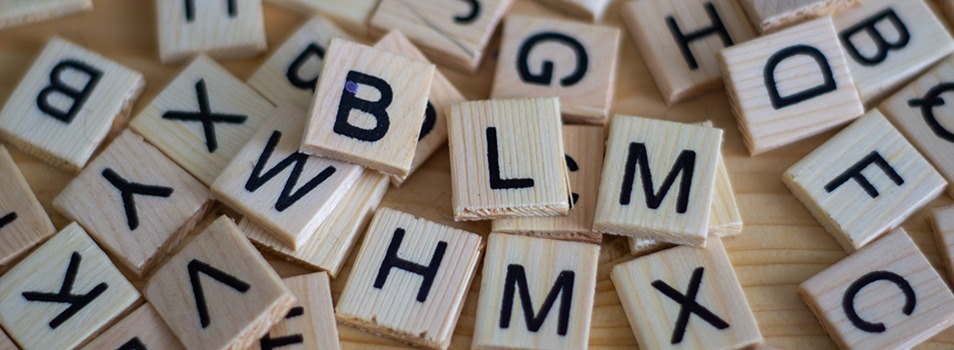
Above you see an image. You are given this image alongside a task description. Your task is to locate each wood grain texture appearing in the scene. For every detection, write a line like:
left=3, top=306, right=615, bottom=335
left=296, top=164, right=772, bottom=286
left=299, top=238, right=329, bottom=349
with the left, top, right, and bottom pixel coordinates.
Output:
left=784, top=109, right=947, bottom=253
left=933, top=205, right=954, bottom=285
left=448, top=97, right=571, bottom=220
left=623, top=0, right=757, bottom=105
left=144, top=216, right=294, bottom=350
left=707, top=121, right=744, bottom=237
left=54, top=131, right=211, bottom=277
left=0, top=328, right=14, bottom=350
left=251, top=272, right=341, bottom=350
left=739, top=0, right=862, bottom=33
left=0, top=223, right=139, bottom=350
left=491, top=15, right=620, bottom=124
left=129, top=55, right=275, bottom=186
left=473, top=233, right=599, bottom=349
left=264, top=0, right=379, bottom=36
left=155, top=0, right=267, bottom=63
left=0, top=36, right=144, bottom=173
left=213, top=104, right=362, bottom=250
left=80, top=303, right=186, bottom=350
left=721, top=16, right=864, bottom=156
left=336, top=207, right=482, bottom=349
left=0, top=145, right=54, bottom=268
left=800, top=228, right=954, bottom=349
left=535, top=0, right=611, bottom=21
left=301, top=38, right=434, bottom=178
left=0, top=0, right=91, bottom=30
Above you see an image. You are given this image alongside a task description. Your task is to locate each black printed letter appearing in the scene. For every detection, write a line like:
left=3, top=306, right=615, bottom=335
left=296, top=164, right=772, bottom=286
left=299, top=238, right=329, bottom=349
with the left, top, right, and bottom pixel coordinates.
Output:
left=499, top=264, right=574, bottom=336
left=259, top=306, right=305, bottom=349
left=188, top=259, right=250, bottom=328
left=825, top=151, right=904, bottom=198
left=486, top=127, right=535, bottom=190
left=764, top=45, right=837, bottom=109
left=843, top=270, right=916, bottom=333
left=102, top=168, right=174, bottom=231
left=666, top=2, right=733, bottom=70
left=0, top=212, right=16, bottom=230
left=619, top=143, right=695, bottom=213
left=652, top=267, right=729, bottom=344
left=22, top=252, right=108, bottom=329
left=373, top=228, right=447, bottom=303
left=36, top=60, right=102, bottom=124
left=419, top=101, right=436, bottom=141
left=334, top=71, right=392, bottom=142
left=117, top=337, right=146, bottom=350
left=454, top=0, right=480, bottom=23
left=185, top=0, right=236, bottom=22
left=840, top=8, right=910, bottom=66
left=907, top=82, right=954, bottom=142
left=162, top=79, right=248, bottom=153
left=286, top=43, right=325, bottom=92
left=565, top=155, right=580, bottom=206
left=245, top=131, right=337, bottom=212
left=517, top=32, right=588, bottom=87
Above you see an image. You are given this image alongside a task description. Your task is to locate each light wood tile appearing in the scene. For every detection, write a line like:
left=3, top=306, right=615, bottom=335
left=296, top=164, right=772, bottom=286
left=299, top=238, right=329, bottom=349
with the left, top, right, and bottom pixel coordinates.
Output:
left=739, top=0, right=861, bottom=33
left=251, top=272, right=340, bottom=350
left=627, top=237, right=674, bottom=256
left=448, top=97, right=571, bottom=221
left=0, top=0, right=91, bottom=30
left=534, top=0, right=610, bottom=21
left=491, top=15, right=620, bottom=124
left=0, top=223, right=139, bottom=350
left=0, top=37, right=144, bottom=172
left=0, top=145, right=54, bottom=268
left=129, top=55, right=275, bottom=186
left=155, top=0, right=267, bottom=63
left=933, top=205, right=954, bottom=286
left=707, top=123, right=743, bottom=237
left=612, top=236, right=762, bottom=349
left=0, top=328, right=14, bottom=350
left=264, top=0, right=379, bottom=36
left=472, top=233, right=599, bottom=349
left=54, top=131, right=211, bottom=277
left=336, top=207, right=482, bottom=349
left=784, top=109, right=946, bottom=252
left=80, top=303, right=185, bottom=350
left=213, top=104, right=362, bottom=250
left=144, top=216, right=295, bottom=350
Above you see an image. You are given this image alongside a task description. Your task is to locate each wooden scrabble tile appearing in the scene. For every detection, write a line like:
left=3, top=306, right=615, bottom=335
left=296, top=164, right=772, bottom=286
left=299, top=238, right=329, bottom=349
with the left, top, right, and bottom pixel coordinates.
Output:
left=623, top=0, right=757, bottom=105
left=213, top=104, right=363, bottom=250
left=80, top=303, right=185, bottom=350
left=783, top=109, right=946, bottom=253
left=834, top=0, right=954, bottom=104
left=612, top=236, right=762, bottom=349
left=374, top=31, right=467, bottom=185
left=336, top=207, right=482, bottom=349
left=0, top=0, right=91, bottom=30
left=628, top=237, right=674, bottom=256
left=0, top=328, right=14, bottom=350
left=492, top=125, right=604, bottom=243
left=490, top=15, right=620, bottom=125
left=593, top=115, right=722, bottom=246
left=0, top=145, right=55, bottom=268
left=369, top=0, right=513, bottom=72
left=238, top=170, right=389, bottom=276
left=0, top=223, right=139, bottom=350
left=879, top=56, right=954, bottom=198
left=155, top=0, right=266, bottom=63
left=448, top=98, right=571, bottom=221
left=54, top=131, right=212, bottom=277
left=129, top=55, right=275, bottom=186
left=535, top=0, right=610, bottom=21
left=251, top=272, right=340, bottom=350
left=0, top=37, right=144, bottom=172
left=301, top=38, right=434, bottom=178
left=721, top=17, right=864, bottom=155
left=247, top=16, right=354, bottom=109
left=739, top=0, right=861, bottom=33
left=800, top=228, right=954, bottom=349
left=707, top=123, right=743, bottom=237
left=472, top=233, right=599, bottom=349
left=145, top=216, right=295, bottom=350
left=932, top=205, right=954, bottom=284
left=265, top=0, right=379, bottom=36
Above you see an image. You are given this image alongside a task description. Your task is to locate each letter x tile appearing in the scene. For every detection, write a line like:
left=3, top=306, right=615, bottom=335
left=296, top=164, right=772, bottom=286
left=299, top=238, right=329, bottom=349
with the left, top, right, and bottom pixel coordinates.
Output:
left=130, top=55, right=275, bottom=185
left=0, top=223, right=139, bottom=350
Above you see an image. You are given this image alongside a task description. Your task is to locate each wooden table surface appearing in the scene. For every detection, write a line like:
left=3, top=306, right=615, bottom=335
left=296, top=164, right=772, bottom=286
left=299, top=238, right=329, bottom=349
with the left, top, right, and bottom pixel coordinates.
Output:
left=3, top=0, right=954, bottom=348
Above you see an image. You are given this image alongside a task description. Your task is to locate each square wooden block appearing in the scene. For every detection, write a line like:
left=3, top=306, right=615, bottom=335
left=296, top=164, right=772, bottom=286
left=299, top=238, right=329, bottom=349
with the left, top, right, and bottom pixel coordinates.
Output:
left=932, top=205, right=954, bottom=285
left=491, top=15, right=620, bottom=124
left=248, top=16, right=354, bottom=109
left=0, top=0, right=91, bottom=30
left=593, top=115, right=722, bottom=246
left=740, top=0, right=861, bottom=33
left=535, top=0, right=610, bottom=21
left=0, top=223, right=139, bottom=350
left=336, top=207, right=482, bottom=349
left=301, top=38, right=434, bottom=178
left=265, top=0, right=378, bottom=36
left=370, top=0, right=512, bottom=72
left=374, top=31, right=467, bottom=185
left=238, top=170, right=389, bottom=276
left=612, top=236, right=762, bottom=349
left=880, top=55, right=954, bottom=198
left=155, top=0, right=267, bottom=63
left=80, top=303, right=185, bottom=350
left=0, top=37, right=144, bottom=172
left=145, top=216, right=295, bottom=350
left=213, top=104, right=362, bottom=250
left=448, top=97, right=571, bottom=221
left=834, top=0, right=954, bottom=104
left=784, top=109, right=946, bottom=253
left=472, top=233, right=599, bottom=349
left=129, top=55, right=275, bottom=186
left=54, top=131, right=211, bottom=277
left=251, top=272, right=340, bottom=350
left=623, top=0, right=757, bottom=105
left=800, top=228, right=954, bottom=349
left=492, top=125, right=605, bottom=243
left=721, top=17, right=864, bottom=155
left=0, top=145, right=55, bottom=268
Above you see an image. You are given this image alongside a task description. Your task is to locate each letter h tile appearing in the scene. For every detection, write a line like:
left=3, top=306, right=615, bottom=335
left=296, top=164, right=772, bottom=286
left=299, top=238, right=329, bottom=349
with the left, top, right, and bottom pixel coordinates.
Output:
left=336, top=207, right=482, bottom=349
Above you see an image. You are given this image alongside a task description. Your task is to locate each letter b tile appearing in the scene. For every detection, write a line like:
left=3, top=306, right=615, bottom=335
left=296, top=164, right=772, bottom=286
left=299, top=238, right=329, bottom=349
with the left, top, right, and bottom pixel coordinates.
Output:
left=783, top=109, right=945, bottom=252
left=800, top=228, right=954, bottom=349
